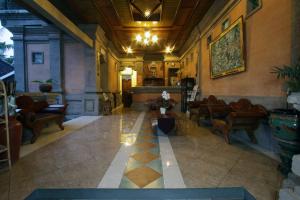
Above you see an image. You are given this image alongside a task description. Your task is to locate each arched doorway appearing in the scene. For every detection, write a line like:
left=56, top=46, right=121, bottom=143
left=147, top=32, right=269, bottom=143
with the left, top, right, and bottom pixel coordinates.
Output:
left=120, top=67, right=137, bottom=92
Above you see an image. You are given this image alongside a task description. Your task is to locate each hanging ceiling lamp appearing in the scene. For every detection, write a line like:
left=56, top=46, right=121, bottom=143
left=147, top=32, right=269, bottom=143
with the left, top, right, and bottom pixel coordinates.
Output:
left=135, top=30, right=158, bottom=46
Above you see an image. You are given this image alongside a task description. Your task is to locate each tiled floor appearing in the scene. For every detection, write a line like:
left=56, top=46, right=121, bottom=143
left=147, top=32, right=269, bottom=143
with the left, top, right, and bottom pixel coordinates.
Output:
left=0, top=109, right=283, bottom=200
left=120, top=114, right=164, bottom=188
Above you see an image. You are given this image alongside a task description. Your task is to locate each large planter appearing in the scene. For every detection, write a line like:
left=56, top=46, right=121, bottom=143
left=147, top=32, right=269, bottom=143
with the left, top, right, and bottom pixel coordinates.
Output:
left=269, top=109, right=300, bottom=174
left=39, top=84, right=52, bottom=93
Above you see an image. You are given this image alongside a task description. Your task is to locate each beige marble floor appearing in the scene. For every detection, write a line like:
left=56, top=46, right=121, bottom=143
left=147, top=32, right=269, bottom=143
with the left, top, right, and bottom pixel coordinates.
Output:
left=171, top=115, right=283, bottom=200
left=0, top=109, right=139, bottom=200
left=0, top=109, right=283, bottom=200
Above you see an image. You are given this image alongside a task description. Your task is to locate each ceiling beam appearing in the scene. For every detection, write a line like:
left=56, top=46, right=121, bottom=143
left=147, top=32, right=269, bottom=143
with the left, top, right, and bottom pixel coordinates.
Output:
left=21, top=0, right=94, bottom=47
left=112, top=26, right=183, bottom=31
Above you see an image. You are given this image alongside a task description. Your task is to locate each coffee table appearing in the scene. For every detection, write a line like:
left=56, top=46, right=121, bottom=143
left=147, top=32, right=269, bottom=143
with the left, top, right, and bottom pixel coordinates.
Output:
left=151, top=112, right=177, bottom=135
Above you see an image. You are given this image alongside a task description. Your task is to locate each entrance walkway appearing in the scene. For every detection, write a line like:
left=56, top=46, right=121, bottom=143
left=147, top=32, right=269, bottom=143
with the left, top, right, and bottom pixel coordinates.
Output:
left=0, top=109, right=282, bottom=200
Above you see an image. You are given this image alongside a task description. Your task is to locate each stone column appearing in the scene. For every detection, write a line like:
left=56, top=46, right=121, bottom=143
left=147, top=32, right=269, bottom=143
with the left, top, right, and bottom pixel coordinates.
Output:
left=84, top=45, right=99, bottom=92
left=100, top=53, right=108, bottom=91
left=291, top=0, right=300, bottom=65
left=82, top=44, right=103, bottom=115
left=10, top=27, right=26, bottom=91
left=49, top=31, right=63, bottom=93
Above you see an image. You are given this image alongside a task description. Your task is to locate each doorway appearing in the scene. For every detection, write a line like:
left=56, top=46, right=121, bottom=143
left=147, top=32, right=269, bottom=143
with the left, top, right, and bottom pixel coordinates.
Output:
left=119, top=67, right=137, bottom=92
left=122, top=79, right=132, bottom=92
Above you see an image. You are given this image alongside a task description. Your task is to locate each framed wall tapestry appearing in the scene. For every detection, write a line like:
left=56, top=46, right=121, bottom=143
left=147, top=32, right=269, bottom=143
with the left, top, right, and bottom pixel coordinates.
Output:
left=32, top=52, right=44, bottom=64
left=209, top=17, right=245, bottom=79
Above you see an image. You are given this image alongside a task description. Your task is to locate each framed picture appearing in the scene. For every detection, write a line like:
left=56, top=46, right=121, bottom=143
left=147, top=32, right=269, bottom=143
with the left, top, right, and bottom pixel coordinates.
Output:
left=32, top=52, right=44, bottom=64
left=209, top=17, right=245, bottom=79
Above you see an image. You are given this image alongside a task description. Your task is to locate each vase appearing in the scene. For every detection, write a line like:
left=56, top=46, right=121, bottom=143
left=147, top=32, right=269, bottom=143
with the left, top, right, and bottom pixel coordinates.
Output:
left=269, top=109, right=300, bottom=174
left=287, top=92, right=300, bottom=111
left=160, top=107, right=166, bottom=115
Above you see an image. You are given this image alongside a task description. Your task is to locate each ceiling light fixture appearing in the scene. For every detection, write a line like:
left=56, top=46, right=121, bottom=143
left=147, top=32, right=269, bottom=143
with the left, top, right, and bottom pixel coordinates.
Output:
left=144, top=31, right=151, bottom=38
left=152, top=35, right=158, bottom=43
left=143, top=38, right=149, bottom=45
left=144, top=10, right=151, bottom=17
left=136, top=34, right=142, bottom=42
left=135, top=30, right=158, bottom=46
left=165, top=46, right=174, bottom=54
left=124, top=46, right=133, bottom=54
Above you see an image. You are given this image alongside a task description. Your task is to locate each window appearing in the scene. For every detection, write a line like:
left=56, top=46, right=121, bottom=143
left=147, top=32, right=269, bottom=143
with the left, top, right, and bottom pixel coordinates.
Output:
left=222, top=18, right=230, bottom=31
left=247, top=0, right=262, bottom=17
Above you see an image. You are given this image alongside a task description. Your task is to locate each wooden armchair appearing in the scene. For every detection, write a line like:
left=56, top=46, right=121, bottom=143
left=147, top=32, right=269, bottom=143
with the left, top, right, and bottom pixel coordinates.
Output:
left=211, top=99, right=268, bottom=144
left=16, top=95, right=68, bottom=143
left=189, top=95, right=227, bottom=123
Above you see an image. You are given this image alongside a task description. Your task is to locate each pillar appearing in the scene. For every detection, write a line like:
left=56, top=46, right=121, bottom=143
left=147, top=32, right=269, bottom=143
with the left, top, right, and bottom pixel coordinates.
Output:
left=10, top=27, right=26, bottom=91
left=49, top=31, right=63, bottom=93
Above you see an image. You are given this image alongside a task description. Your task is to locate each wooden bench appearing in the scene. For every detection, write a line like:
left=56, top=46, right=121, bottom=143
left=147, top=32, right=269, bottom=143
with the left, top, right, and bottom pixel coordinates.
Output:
left=188, top=95, right=227, bottom=124
left=16, top=95, right=68, bottom=143
left=210, top=99, right=267, bottom=144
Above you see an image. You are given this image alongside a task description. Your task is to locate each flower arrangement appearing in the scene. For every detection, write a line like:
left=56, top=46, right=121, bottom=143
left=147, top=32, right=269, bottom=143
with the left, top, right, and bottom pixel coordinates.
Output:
left=160, top=91, right=170, bottom=114
left=161, top=91, right=170, bottom=108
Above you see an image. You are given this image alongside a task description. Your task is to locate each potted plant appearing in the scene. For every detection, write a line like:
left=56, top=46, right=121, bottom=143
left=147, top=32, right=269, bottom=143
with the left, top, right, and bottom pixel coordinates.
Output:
left=32, top=79, right=52, bottom=93
left=272, top=62, right=300, bottom=110
left=270, top=63, right=300, bottom=174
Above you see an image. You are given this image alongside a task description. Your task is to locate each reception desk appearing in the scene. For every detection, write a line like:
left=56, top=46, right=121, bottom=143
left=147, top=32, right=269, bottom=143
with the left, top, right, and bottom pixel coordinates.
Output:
left=131, top=86, right=181, bottom=110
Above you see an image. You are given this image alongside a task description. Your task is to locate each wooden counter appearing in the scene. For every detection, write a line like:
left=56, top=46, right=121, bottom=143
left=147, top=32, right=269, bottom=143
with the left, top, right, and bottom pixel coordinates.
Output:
left=131, top=86, right=181, bottom=111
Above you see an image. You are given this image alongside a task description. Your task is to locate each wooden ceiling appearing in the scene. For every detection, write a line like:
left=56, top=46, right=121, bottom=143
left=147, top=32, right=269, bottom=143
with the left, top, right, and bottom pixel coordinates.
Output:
left=49, top=0, right=215, bottom=56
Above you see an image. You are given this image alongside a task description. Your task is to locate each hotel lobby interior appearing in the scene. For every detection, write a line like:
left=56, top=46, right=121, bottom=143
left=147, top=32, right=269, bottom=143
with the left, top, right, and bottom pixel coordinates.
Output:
left=0, top=0, right=300, bottom=199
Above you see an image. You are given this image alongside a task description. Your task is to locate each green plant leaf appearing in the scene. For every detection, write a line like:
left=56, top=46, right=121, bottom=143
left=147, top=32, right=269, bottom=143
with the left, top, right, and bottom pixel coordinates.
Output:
left=271, top=62, right=300, bottom=92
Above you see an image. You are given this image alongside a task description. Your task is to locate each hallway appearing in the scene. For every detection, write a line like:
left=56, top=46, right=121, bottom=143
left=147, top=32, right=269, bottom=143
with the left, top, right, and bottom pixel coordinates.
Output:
left=0, top=109, right=282, bottom=200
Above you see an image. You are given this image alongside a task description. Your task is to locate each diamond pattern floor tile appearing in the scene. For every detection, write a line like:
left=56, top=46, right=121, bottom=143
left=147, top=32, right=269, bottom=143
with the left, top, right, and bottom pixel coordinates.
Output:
left=135, top=142, right=157, bottom=150
left=131, top=151, right=158, bottom=164
left=125, top=157, right=143, bottom=173
left=149, top=147, right=160, bottom=155
left=119, top=176, right=139, bottom=188
left=144, top=177, right=164, bottom=188
left=145, top=159, right=163, bottom=173
left=125, top=166, right=162, bottom=188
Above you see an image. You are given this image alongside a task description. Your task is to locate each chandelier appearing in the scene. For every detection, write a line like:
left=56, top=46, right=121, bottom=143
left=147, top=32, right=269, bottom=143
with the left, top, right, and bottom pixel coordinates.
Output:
left=135, top=30, right=158, bottom=46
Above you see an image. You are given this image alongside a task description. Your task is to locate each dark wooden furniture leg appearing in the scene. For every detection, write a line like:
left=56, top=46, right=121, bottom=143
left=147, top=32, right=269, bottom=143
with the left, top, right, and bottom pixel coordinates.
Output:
left=246, top=129, right=258, bottom=144
left=32, top=123, right=44, bottom=143
left=56, top=117, right=64, bottom=130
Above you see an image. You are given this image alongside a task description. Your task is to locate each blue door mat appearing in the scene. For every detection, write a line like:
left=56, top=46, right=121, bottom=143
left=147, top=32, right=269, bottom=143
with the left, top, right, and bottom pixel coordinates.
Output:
left=26, top=187, right=256, bottom=200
